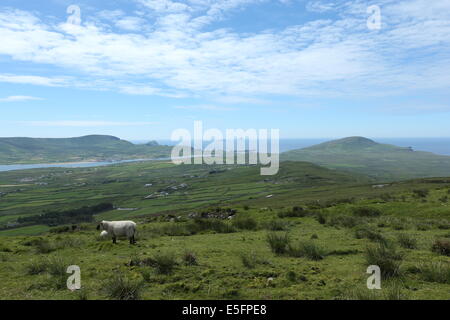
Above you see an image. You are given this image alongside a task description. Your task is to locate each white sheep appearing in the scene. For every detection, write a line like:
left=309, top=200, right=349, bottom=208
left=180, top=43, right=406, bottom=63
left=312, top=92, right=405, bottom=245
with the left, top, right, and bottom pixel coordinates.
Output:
left=99, top=230, right=109, bottom=239
left=97, top=220, right=137, bottom=244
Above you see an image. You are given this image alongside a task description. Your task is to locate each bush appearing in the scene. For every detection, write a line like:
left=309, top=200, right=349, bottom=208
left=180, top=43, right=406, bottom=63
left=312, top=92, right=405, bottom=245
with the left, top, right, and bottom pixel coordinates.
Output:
left=232, top=216, right=258, bottom=230
left=396, top=233, right=418, bottom=249
left=328, top=215, right=362, bottom=228
left=316, top=213, right=326, bottom=225
left=354, top=226, right=387, bottom=244
left=415, top=262, right=450, bottom=284
left=34, top=239, right=57, bottom=254
left=365, top=243, right=403, bottom=279
left=352, top=207, right=382, bottom=217
left=263, top=219, right=290, bottom=231
left=266, top=232, right=290, bottom=255
left=187, top=219, right=236, bottom=234
left=413, top=189, right=429, bottom=198
left=431, top=239, right=450, bottom=256
left=239, top=252, right=269, bottom=269
left=278, top=207, right=308, bottom=218
left=26, top=259, right=48, bottom=275
left=182, top=250, right=198, bottom=266
left=287, top=240, right=326, bottom=260
left=104, top=274, right=143, bottom=300
left=145, top=252, right=178, bottom=274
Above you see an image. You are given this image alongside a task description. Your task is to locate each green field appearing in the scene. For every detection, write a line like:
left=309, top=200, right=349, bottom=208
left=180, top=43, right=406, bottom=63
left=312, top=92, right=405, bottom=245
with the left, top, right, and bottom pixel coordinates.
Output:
left=0, top=160, right=449, bottom=300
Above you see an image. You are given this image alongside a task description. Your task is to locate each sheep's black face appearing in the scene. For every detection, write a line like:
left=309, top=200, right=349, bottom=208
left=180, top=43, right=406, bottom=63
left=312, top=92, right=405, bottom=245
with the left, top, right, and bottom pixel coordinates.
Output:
left=96, top=224, right=100, bottom=230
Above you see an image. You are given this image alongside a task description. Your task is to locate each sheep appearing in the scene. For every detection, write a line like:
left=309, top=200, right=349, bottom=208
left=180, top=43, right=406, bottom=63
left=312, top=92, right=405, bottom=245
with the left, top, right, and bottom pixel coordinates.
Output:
left=97, top=220, right=137, bottom=244
left=99, top=230, right=109, bottom=239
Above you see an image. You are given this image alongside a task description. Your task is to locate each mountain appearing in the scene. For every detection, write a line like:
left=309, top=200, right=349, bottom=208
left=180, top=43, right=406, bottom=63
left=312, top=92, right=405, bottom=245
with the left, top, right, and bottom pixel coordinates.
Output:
left=0, top=135, right=172, bottom=164
left=281, top=136, right=450, bottom=181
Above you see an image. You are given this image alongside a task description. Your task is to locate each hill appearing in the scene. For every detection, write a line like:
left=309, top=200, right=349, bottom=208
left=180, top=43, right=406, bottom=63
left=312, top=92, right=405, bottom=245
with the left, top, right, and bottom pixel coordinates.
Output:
left=1, top=159, right=450, bottom=299
left=0, top=135, right=172, bottom=164
left=281, top=136, right=450, bottom=181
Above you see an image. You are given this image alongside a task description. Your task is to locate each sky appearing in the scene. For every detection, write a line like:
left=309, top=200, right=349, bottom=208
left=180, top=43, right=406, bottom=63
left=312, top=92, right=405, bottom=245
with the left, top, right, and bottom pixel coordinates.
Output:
left=0, top=0, right=449, bottom=140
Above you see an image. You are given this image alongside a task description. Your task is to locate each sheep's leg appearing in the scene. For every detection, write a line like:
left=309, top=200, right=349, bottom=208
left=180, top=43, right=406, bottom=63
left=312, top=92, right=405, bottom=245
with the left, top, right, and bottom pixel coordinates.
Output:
left=112, top=236, right=117, bottom=244
left=130, top=235, right=136, bottom=245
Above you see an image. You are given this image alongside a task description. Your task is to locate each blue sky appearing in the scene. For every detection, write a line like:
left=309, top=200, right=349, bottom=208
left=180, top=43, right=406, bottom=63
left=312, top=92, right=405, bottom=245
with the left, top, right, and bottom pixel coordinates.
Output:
left=0, top=0, right=449, bottom=140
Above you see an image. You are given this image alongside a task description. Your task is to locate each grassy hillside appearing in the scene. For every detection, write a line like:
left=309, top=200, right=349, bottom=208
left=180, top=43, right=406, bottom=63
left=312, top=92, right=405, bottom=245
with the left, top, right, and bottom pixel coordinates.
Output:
left=0, top=161, right=449, bottom=300
left=0, top=135, right=172, bottom=164
left=281, top=137, right=450, bottom=181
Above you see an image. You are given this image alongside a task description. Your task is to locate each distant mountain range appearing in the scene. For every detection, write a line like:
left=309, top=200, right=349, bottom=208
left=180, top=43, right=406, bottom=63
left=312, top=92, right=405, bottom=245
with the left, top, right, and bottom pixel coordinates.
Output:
left=2, top=135, right=450, bottom=182
left=281, top=136, right=450, bottom=181
left=0, top=135, right=172, bottom=164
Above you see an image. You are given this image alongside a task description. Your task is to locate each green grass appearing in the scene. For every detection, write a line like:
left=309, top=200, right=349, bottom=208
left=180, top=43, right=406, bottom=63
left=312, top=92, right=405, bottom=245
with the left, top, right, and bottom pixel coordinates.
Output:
left=1, top=160, right=450, bottom=299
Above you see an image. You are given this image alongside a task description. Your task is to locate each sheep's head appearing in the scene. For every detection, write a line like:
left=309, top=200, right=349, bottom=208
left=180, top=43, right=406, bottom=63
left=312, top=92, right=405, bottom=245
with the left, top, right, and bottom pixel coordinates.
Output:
left=96, top=221, right=106, bottom=231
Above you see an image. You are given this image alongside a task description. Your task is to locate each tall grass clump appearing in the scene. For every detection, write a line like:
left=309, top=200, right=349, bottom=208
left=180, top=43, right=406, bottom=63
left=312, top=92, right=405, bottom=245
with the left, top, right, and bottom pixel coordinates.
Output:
left=239, top=252, right=269, bottom=269
left=354, top=226, right=387, bottom=245
left=365, top=243, right=403, bottom=279
left=396, top=233, right=418, bottom=249
left=278, top=207, right=309, bottom=218
left=187, top=219, right=236, bottom=234
left=415, top=262, right=450, bottom=284
left=26, top=258, right=49, bottom=275
left=266, top=232, right=290, bottom=255
left=145, top=252, right=178, bottom=274
left=232, top=216, right=258, bottom=230
left=352, top=206, right=382, bottom=218
left=34, top=239, right=57, bottom=254
left=288, top=240, right=327, bottom=260
left=104, top=274, right=143, bottom=300
left=263, top=219, right=290, bottom=231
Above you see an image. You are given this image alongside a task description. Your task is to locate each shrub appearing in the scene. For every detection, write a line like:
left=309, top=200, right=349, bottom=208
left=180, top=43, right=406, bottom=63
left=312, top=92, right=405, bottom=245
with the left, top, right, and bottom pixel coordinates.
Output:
left=161, top=223, right=191, bottom=236
left=46, top=256, right=68, bottom=277
left=239, top=252, right=269, bottom=269
left=146, top=252, right=178, bottom=274
left=354, top=226, right=387, bottom=244
left=352, top=207, right=382, bottom=218
left=182, top=250, right=198, bottom=266
left=431, top=239, right=450, bottom=256
left=232, top=216, right=258, bottom=230
left=397, top=233, right=418, bottom=249
left=365, top=243, right=403, bottom=279
left=26, top=259, right=48, bottom=275
left=278, top=207, right=308, bottom=218
left=104, top=274, right=143, bottom=300
left=416, top=222, right=432, bottom=231
left=328, top=215, right=362, bottom=228
left=34, top=239, right=57, bottom=254
left=288, top=240, right=326, bottom=260
left=263, top=219, right=290, bottom=231
left=415, top=262, right=450, bottom=284
left=413, top=189, right=429, bottom=198
left=266, top=232, right=290, bottom=255
left=316, top=213, right=326, bottom=225
left=188, top=219, right=236, bottom=234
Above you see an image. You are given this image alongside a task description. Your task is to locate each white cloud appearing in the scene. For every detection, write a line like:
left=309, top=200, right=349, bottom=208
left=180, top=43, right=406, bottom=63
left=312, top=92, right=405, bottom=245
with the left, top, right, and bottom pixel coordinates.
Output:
left=17, top=121, right=158, bottom=127
left=0, top=74, right=68, bottom=86
left=115, top=17, right=146, bottom=31
left=0, top=0, right=449, bottom=99
left=174, top=104, right=236, bottom=111
left=0, top=95, right=43, bottom=102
